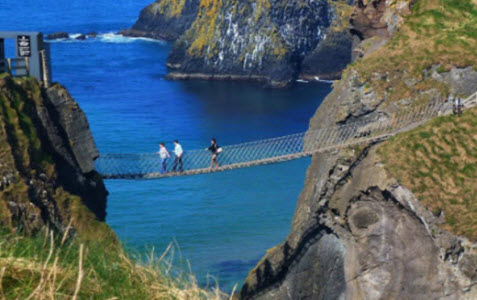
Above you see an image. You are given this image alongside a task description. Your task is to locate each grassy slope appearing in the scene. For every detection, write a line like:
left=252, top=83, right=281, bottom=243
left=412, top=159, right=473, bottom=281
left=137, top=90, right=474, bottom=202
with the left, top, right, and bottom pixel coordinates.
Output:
left=351, top=0, right=477, bottom=104
left=0, top=230, right=228, bottom=299
left=365, top=0, right=477, bottom=241
left=379, top=107, right=477, bottom=241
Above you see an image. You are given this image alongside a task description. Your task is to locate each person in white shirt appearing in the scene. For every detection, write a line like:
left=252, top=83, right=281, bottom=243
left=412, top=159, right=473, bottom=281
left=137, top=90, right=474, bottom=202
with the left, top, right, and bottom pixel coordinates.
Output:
left=172, top=140, right=184, bottom=172
left=158, top=143, right=170, bottom=174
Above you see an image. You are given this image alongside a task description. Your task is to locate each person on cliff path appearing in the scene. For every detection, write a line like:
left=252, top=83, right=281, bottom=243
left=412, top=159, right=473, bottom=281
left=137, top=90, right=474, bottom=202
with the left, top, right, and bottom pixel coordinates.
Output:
left=172, top=140, right=184, bottom=172
left=207, top=138, right=222, bottom=169
left=158, top=143, right=170, bottom=174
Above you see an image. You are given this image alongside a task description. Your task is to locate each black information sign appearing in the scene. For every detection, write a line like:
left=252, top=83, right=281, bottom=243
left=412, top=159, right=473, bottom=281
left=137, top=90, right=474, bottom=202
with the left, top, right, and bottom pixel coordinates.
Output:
left=17, top=35, right=31, bottom=57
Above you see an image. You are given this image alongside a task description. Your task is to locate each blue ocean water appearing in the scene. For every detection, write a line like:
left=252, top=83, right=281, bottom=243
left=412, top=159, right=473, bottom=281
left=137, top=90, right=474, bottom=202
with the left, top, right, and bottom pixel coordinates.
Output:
left=1, top=1, right=331, bottom=291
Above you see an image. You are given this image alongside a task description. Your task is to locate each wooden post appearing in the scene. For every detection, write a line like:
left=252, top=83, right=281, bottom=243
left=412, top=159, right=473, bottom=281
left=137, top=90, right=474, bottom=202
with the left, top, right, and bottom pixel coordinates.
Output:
left=39, top=50, right=50, bottom=87
left=6, top=58, right=11, bottom=75
left=24, top=57, right=29, bottom=76
left=0, top=38, right=4, bottom=74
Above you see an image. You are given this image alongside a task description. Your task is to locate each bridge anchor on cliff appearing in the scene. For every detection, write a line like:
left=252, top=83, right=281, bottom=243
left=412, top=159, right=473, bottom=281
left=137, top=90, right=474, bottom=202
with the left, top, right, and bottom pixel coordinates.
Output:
left=0, top=31, right=51, bottom=87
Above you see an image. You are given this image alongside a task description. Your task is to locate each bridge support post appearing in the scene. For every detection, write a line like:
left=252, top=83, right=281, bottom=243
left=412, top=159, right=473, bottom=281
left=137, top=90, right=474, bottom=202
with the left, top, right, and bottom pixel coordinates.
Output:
left=0, top=39, right=4, bottom=73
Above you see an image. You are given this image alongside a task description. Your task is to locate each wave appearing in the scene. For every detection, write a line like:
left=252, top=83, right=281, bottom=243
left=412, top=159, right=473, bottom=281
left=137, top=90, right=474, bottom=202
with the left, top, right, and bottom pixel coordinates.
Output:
left=46, top=32, right=165, bottom=44
left=97, top=32, right=165, bottom=44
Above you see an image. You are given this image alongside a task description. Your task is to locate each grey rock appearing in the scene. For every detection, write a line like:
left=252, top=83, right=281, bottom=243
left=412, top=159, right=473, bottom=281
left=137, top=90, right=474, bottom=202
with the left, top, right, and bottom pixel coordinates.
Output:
left=432, top=66, right=477, bottom=96
left=459, top=254, right=477, bottom=282
left=46, top=32, right=69, bottom=40
left=43, top=84, right=99, bottom=174
left=300, top=31, right=354, bottom=80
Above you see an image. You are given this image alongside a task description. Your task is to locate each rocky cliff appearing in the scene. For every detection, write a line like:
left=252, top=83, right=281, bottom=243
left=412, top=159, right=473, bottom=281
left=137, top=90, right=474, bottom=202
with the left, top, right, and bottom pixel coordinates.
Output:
left=167, top=0, right=355, bottom=87
left=124, top=0, right=354, bottom=87
left=120, top=0, right=200, bottom=40
left=0, top=75, right=109, bottom=239
left=242, top=0, right=477, bottom=298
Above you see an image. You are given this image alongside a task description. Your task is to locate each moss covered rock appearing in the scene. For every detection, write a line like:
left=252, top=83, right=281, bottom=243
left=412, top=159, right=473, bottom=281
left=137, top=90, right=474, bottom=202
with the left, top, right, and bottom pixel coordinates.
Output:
left=120, top=0, right=201, bottom=41
left=0, top=76, right=109, bottom=240
left=166, top=0, right=338, bottom=87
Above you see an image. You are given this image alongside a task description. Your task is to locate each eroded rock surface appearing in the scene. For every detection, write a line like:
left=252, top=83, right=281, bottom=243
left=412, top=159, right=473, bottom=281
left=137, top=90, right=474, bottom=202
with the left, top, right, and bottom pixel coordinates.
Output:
left=242, top=0, right=477, bottom=297
left=120, top=0, right=200, bottom=41
left=0, top=76, right=107, bottom=236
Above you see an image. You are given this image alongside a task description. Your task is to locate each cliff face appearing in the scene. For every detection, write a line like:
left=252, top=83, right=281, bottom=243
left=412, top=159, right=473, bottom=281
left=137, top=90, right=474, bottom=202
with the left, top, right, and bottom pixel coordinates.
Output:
left=0, top=75, right=108, bottom=238
left=242, top=0, right=477, bottom=298
left=166, top=0, right=333, bottom=87
left=125, top=0, right=354, bottom=87
left=120, top=0, right=200, bottom=40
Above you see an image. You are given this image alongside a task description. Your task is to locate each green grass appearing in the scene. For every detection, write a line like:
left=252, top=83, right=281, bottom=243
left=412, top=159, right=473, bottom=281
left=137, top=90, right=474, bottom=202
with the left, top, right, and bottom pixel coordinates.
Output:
left=379, top=106, right=477, bottom=240
left=352, top=0, right=477, bottom=106
left=0, top=229, right=231, bottom=299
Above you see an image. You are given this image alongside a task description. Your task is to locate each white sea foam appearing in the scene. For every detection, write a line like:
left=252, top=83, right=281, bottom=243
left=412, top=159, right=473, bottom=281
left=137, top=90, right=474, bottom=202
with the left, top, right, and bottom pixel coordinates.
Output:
left=98, top=32, right=165, bottom=44
left=46, top=32, right=165, bottom=44
left=69, top=33, right=83, bottom=39
left=313, top=76, right=334, bottom=84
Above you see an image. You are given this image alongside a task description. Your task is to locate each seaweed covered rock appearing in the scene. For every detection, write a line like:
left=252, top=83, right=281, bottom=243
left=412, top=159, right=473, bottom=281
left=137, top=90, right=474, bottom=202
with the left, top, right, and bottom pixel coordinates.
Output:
left=0, top=75, right=108, bottom=238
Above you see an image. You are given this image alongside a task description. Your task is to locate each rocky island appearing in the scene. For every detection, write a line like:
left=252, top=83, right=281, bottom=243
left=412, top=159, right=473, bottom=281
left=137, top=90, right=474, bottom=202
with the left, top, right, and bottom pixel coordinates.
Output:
left=123, top=0, right=355, bottom=87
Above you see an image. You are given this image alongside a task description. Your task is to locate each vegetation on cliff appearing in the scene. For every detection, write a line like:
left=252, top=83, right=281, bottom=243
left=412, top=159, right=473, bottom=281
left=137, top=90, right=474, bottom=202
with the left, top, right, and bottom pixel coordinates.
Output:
left=0, top=229, right=229, bottom=299
left=380, top=107, right=477, bottom=241
left=0, top=75, right=108, bottom=240
left=121, top=0, right=200, bottom=40
left=166, top=0, right=351, bottom=85
left=0, top=75, right=230, bottom=299
left=352, top=0, right=477, bottom=104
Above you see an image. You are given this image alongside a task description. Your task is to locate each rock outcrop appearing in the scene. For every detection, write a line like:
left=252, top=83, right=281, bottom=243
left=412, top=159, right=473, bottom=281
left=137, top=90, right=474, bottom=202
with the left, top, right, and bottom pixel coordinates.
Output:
left=0, top=75, right=108, bottom=237
left=120, top=0, right=201, bottom=41
left=166, top=0, right=333, bottom=87
left=166, top=0, right=356, bottom=87
left=126, top=0, right=354, bottom=86
left=45, top=32, right=69, bottom=40
left=242, top=0, right=477, bottom=298
left=241, top=70, right=477, bottom=300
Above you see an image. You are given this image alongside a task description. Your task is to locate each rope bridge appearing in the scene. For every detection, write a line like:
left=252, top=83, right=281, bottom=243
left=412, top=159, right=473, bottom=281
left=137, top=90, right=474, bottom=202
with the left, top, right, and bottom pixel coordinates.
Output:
left=96, top=99, right=449, bottom=180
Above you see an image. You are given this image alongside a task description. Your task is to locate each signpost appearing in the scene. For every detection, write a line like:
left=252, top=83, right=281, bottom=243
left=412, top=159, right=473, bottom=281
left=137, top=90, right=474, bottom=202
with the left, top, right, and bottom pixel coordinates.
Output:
left=17, top=35, right=31, bottom=57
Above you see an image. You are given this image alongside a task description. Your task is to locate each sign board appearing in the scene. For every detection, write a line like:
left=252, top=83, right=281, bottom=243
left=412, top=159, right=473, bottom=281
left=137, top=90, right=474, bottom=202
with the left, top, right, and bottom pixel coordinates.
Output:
left=17, top=35, right=31, bottom=57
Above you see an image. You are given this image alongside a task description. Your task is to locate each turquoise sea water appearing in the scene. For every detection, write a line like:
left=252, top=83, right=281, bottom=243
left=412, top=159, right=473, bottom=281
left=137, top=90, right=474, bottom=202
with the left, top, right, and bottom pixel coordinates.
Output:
left=1, top=1, right=331, bottom=291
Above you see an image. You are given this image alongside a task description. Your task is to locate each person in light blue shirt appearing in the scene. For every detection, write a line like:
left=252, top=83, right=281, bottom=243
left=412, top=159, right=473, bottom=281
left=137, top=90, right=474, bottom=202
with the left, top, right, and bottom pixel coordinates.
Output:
left=172, top=140, right=184, bottom=172
left=158, top=143, right=170, bottom=174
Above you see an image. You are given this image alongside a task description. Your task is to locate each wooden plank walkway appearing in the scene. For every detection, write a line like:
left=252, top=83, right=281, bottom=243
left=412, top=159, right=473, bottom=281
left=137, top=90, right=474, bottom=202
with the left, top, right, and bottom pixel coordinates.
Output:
left=96, top=94, right=475, bottom=180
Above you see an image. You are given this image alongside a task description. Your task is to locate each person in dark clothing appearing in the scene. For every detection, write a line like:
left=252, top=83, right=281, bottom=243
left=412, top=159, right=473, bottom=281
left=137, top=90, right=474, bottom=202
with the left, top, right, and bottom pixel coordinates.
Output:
left=207, top=138, right=221, bottom=169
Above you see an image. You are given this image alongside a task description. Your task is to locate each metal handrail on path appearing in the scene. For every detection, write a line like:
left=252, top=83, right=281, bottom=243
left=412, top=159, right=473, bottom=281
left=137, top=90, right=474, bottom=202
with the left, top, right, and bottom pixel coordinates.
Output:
left=0, top=58, right=29, bottom=76
left=96, top=96, right=455, bottom=180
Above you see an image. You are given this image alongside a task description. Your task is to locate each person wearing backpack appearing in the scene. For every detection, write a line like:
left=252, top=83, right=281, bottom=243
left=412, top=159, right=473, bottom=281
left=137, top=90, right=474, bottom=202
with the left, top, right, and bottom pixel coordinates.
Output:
left=207, top=138, right=222, bottom=169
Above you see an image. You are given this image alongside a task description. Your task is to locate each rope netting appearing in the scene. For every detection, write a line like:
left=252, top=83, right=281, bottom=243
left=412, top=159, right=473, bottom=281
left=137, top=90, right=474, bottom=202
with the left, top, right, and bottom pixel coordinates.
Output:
left=96, top=99, right=445, bottom=179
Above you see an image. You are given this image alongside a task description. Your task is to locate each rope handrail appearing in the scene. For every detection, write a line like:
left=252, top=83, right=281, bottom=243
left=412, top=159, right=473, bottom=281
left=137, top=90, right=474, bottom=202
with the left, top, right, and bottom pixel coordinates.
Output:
left=95, top=98, right=449, bottom=180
